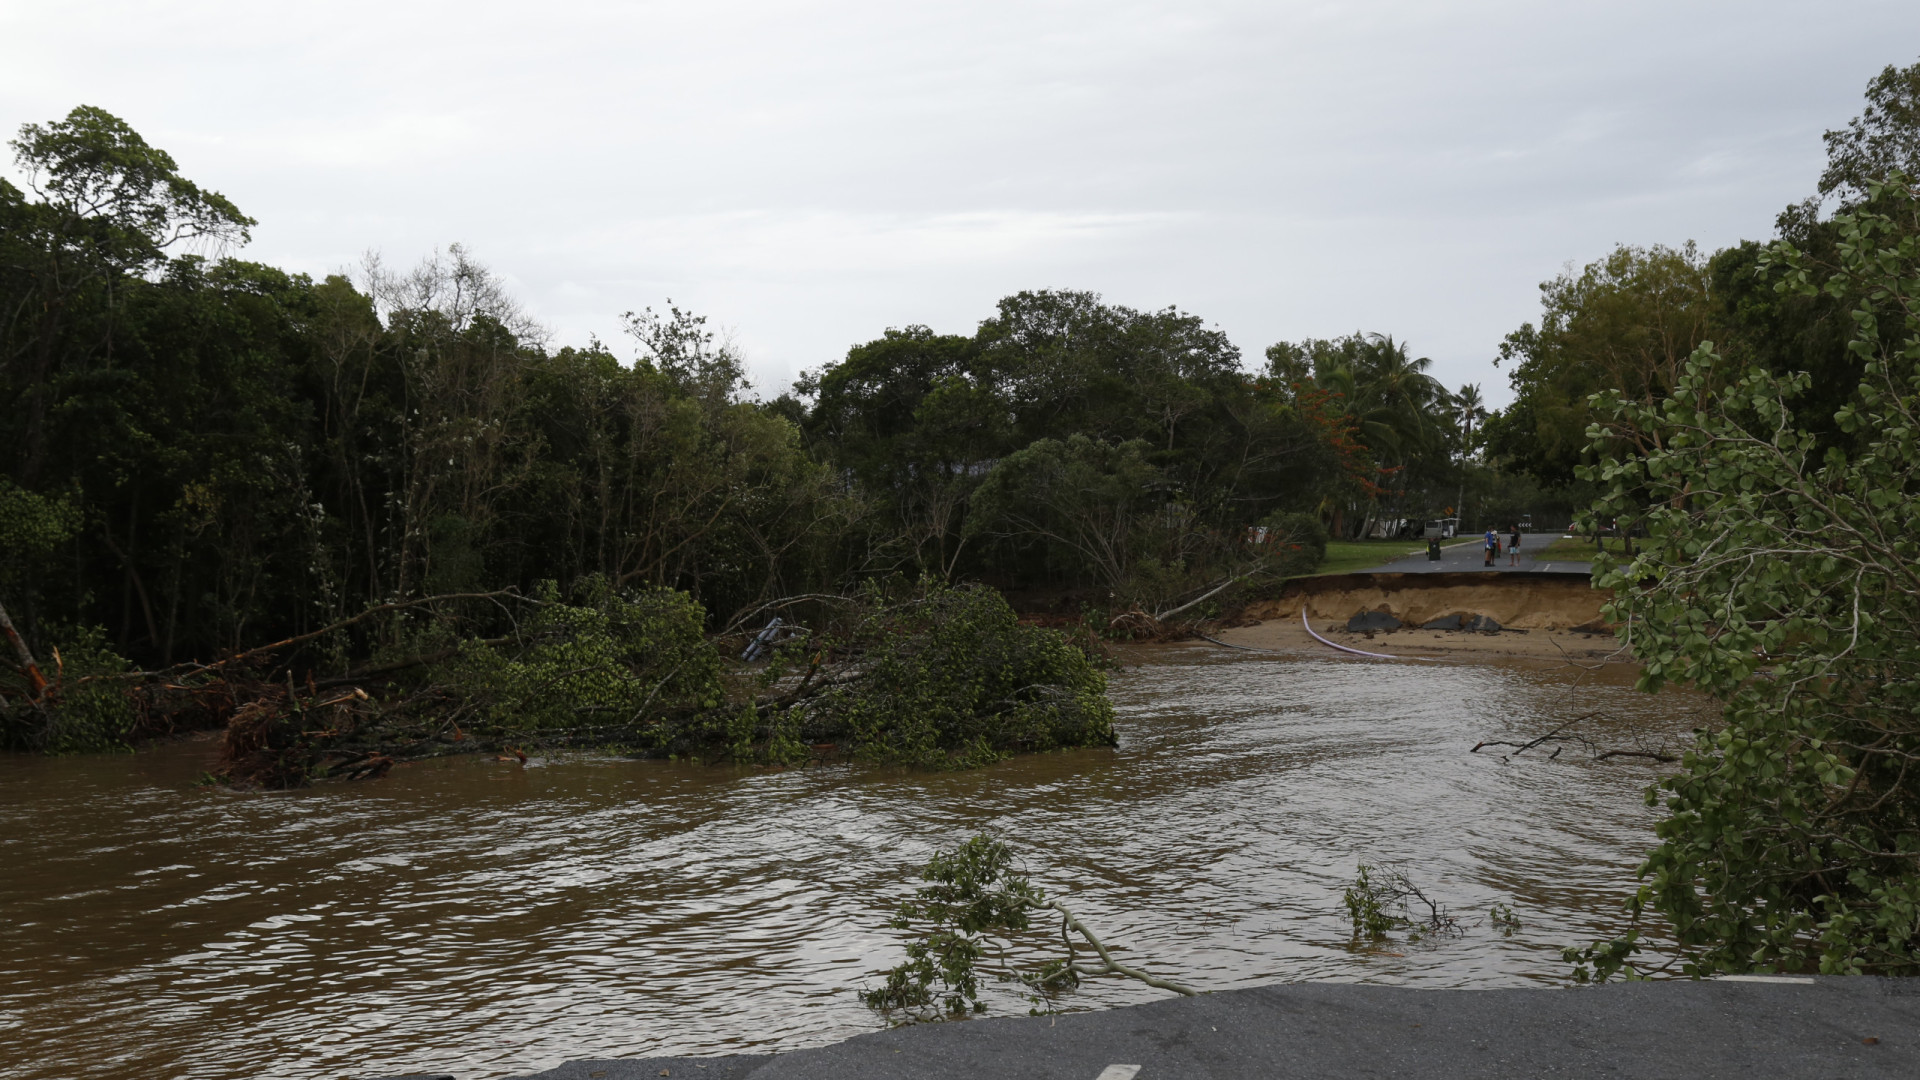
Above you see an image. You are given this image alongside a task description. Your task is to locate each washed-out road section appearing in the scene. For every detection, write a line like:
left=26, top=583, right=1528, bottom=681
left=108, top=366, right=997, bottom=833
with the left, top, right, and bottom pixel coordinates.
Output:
left=445, top=977, right=1918, bottom=1080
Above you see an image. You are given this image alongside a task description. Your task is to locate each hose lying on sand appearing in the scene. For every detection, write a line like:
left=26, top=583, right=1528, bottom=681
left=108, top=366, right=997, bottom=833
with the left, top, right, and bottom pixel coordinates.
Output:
left=1302, top=609, right=1443, bottom=662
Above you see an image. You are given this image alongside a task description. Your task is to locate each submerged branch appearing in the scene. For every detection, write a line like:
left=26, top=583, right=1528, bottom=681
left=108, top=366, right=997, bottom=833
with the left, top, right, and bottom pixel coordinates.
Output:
left=1471, top=710, right=1679, bottom=764
left=1045, top=898, right=1198, bottom=996
left=862, top=834, right=1196, bottom=1022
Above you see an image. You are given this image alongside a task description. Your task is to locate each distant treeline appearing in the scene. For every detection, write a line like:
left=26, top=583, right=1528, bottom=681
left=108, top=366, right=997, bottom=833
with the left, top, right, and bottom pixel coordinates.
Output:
left=0, top=108, right=1423, bottom=674
left=0, top=66, right=1902, bottom=676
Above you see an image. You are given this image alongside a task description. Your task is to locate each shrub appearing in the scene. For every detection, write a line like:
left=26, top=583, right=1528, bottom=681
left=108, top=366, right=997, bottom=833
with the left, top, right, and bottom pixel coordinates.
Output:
left=786, top=582, right=1117, bottom=768
left=1258, top=510, right=1329, bottom=576
left=0, top=626, right=136, bottom=753
left=448, top=578, right=725, bottom=738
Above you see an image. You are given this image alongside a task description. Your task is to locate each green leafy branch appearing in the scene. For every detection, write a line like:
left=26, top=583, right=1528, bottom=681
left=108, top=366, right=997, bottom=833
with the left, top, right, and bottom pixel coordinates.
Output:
left=1344, top=863, right=1464, bottom=945
left=862, top=834, right=1198, bottom=1021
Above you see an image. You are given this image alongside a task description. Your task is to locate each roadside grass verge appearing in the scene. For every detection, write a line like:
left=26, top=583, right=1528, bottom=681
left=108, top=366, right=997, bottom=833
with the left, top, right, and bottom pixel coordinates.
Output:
left=1315, top=539, right=1432, bottom=576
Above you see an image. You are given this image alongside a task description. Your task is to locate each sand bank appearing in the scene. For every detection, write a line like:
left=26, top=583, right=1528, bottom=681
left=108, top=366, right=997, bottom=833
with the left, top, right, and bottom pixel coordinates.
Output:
left=1212, top=571, right=1631, bottom=665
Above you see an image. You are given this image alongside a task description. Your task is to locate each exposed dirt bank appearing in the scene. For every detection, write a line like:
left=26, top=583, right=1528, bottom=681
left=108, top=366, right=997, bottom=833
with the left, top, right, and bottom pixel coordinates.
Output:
left=1214, top=571, right=1629, bottom=665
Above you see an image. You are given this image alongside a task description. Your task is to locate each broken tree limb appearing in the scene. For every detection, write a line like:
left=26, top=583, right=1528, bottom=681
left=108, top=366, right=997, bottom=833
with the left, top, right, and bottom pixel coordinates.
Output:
left=1471, top=711, right=1678, bottom=764
left=195, top=590, right=527, bottom=673
left=1471, top=712, right=1604, bottom=755
left=1043, top=898, right=1199, bottom=996
left=76, top=590, right=530, bottom=686
left=716, top=593, right=856, bottom=640
left=1594, top=748, right=1680, bottom=763
left=1152, top=561, right=1267, bottom=623
left=0, top=596, right=48, bottom=701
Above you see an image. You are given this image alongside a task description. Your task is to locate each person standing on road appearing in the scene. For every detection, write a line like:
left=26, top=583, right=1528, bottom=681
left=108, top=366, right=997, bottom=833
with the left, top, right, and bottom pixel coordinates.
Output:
left=1484, top=526, right=1498, bottom=567
left=1508, top=523, right=1522, bottom=566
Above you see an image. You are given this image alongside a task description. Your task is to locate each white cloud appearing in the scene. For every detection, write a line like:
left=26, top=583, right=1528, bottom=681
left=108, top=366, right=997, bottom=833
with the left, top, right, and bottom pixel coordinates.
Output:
left=3, top=0, right=1914, bottom=403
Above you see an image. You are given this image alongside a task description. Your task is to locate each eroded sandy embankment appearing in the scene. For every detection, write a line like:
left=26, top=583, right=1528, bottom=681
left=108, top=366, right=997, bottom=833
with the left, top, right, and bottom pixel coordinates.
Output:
left=1214, top=571, right=1630, bottom=664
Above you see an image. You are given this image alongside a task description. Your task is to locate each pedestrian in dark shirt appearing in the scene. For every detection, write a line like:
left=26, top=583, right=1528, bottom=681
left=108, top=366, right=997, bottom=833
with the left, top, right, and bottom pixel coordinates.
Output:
left=1508, top=523, right=1522, bottom=566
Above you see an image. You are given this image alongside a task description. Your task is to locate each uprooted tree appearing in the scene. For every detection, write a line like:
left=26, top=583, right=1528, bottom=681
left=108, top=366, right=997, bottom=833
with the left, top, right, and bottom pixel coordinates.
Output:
left=1566, top=173, right=1920, bottom=979
left=0, top=580, right=1119, bottom=786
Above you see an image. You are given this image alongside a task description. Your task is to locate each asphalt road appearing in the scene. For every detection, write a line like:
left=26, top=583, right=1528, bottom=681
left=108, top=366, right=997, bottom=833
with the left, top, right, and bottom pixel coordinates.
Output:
left=1359, top=534, right=1593, bottom=575
left=479, top=977, right=1918, bottom=1080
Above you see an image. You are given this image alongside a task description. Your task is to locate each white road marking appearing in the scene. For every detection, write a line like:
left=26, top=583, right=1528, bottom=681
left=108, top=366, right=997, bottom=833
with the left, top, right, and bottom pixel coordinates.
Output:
left=1717, top=975, right=1816, bottom=984
left=1095, top=1067, right=1143, bottom=1080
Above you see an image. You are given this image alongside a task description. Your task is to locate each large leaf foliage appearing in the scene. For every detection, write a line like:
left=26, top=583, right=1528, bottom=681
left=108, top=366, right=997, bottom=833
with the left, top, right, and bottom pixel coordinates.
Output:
left=1580, top=175, right=1920, bottom=976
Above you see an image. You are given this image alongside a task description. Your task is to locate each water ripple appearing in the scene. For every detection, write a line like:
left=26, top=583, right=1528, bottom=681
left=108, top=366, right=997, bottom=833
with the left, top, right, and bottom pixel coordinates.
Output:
left=0, top=647, right=1698, bottom=1080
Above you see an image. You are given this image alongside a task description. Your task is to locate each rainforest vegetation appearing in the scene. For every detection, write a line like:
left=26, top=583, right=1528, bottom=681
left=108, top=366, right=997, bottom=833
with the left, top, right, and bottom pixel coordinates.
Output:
left=4, top=48, right=1920, bottom=978
left=0, top=103, right=1508, bottom=768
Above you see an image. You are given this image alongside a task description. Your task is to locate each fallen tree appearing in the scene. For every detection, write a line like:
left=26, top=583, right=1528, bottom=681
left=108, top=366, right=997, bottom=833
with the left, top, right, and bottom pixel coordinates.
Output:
left=0, top=579, right=1118, bottom=786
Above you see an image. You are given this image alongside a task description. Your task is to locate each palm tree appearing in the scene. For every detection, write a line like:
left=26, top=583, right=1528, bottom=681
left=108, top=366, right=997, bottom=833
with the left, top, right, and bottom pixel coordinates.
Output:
left=1315, top=336, right=1449, bottom=455
left=1316, top=334, right=1451, bottom=537
left=1454, top=383, right=1488, bottom=527
left=1455, top=383, right=1487, bottom=454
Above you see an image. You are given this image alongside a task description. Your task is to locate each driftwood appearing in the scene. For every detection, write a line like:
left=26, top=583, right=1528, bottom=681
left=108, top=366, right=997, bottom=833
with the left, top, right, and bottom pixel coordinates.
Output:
left=1471, top=711, right=1679, bottom=764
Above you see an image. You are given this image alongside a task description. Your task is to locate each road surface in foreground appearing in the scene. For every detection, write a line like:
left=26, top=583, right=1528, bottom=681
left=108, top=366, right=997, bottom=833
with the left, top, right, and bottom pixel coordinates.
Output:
left=497, top=977, right=1915, bottom=1080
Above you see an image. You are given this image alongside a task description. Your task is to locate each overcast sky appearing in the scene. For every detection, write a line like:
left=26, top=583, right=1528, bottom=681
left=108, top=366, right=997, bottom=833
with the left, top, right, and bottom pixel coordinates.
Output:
left=4, top=1, right=1915, bottom=405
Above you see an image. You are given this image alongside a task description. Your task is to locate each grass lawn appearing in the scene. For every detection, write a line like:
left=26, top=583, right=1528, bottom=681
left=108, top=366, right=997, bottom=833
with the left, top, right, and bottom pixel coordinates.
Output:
left=1315, top=538, right=1434, bottom=575
left=1535, top=535, right=1630, bottom=561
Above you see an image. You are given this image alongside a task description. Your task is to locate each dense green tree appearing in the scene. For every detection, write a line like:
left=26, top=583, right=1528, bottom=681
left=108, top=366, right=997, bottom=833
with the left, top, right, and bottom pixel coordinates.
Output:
left=1707, top=61, right=1920, bottom=456
left=966, top=435, right=1169, bottom=593
left=1817, top=59, right=1920, bottom=206
left=2, top=106, right=253, bottom=488
left=1489, top=243, right=1714, bottom=491
left=1707, top=235, right=1860, bottom=454
left=800, top=291, right=1348, bottom=599
left=799, top=326, right=999, bottom=576
left=0, top=107, right=862, bottom=671
left=1575, top=174, right=1920, bottom=978
left=973, top=289, right=1242, bottom=452
left=1511, top=61, right=1920, bottom=518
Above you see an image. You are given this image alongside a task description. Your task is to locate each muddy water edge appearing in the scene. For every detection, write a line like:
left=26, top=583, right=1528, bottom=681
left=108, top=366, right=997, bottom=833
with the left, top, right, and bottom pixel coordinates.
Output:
left=0, top=645, right=1710, bottom=1080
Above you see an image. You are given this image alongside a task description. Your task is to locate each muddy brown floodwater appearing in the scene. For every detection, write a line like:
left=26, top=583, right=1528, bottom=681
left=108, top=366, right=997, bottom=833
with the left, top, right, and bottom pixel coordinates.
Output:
left=0, top=646, right=1710, bottom=1080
